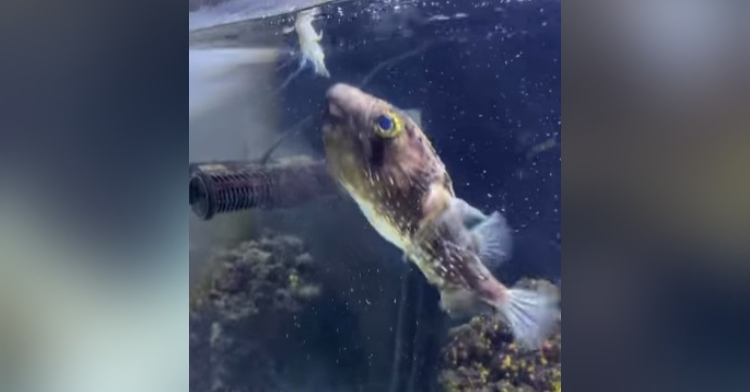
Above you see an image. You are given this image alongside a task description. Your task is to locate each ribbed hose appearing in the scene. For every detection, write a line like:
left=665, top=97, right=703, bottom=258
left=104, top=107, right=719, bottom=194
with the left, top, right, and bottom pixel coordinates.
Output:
left=189, top=158, right=337, bottom=220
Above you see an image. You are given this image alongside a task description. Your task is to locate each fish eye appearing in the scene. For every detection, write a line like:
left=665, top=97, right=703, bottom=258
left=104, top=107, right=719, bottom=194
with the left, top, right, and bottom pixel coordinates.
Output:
left=377, top=115, right=393, bottom=130
left=374, top=112, right=402, bottom=138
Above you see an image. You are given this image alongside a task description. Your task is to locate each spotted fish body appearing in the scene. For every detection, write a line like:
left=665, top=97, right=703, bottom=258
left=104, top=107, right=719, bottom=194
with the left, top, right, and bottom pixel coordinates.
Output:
left=322, top=83, right=558, bottom=350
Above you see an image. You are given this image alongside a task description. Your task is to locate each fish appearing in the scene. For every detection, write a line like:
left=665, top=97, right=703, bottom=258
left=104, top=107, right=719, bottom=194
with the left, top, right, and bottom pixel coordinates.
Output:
left=283, top=7, right=330, bottom=78
left=321, top=83, right=558, bottom=350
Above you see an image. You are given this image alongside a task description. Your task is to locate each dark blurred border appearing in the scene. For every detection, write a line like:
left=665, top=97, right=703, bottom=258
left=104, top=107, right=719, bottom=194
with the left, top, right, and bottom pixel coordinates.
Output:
left=0, top=0, right=187, bottom=261
left=0, top=0, right=187, bottom=390
left=564, top=1, right=750, bottom=391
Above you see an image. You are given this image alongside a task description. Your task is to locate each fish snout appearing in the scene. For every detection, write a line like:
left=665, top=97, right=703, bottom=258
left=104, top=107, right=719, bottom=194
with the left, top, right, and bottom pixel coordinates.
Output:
left=325, top=83, right=366, bottom=119
left=326, top=83, right=357, bottom=103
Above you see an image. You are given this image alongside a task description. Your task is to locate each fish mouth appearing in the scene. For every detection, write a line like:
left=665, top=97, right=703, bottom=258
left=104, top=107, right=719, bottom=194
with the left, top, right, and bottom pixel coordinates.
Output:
left=324, top=84, right=352, bottom=120
left=321, top=100, right=343, bottom=129
left=321, top=101, right=345, bottom=141
left=326, top=101, right=345, bottom=119
left=322, top=84, right=354, bottom=136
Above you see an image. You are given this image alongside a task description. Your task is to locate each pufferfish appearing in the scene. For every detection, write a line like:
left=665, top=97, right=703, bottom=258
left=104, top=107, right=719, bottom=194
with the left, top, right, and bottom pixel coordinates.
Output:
left=322, top=83, right=558, bottom=350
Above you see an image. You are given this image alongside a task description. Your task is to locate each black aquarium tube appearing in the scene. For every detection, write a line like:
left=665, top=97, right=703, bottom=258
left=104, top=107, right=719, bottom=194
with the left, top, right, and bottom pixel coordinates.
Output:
left=189, top=157, right=338, bottom=220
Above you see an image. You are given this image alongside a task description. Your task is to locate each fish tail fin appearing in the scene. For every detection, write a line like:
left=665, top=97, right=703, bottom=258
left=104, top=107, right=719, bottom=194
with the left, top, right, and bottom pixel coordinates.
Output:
left=494, top=287, right=558, bottom=350
left=471, top=211, right=513, bottom=269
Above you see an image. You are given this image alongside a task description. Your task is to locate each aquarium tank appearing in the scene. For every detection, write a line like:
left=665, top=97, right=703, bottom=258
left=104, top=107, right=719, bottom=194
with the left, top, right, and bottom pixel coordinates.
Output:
left=189, top=0, right=561, bottom=391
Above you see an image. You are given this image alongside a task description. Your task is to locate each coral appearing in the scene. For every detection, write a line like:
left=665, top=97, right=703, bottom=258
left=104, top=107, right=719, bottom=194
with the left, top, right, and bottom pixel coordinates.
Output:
left=438, top=279, right=561, bottom=392
left=189, top=230, right=322, bottom=392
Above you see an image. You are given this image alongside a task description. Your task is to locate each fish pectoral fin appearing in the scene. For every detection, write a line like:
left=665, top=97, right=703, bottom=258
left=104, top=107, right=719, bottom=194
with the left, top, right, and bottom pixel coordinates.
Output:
left=451, top=197, right=488, bottom=228
left=282, top=26, right=295, bottom=34
left=315, top=30, right=323, bottom=41
left=439, top=288, right=488, bottom=319
left=471, top=211, right=513, bottom=269
left=448, top=198, right=513, bottom=269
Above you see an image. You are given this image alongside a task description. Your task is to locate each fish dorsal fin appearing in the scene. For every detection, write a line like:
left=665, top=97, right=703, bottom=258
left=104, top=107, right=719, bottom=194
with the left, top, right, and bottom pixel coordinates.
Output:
left=401, top=108, right=422, bottom=127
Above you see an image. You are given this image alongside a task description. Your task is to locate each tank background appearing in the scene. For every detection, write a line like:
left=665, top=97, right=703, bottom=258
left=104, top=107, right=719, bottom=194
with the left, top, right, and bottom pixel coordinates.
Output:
left=190, top=0, right=561, bottom=391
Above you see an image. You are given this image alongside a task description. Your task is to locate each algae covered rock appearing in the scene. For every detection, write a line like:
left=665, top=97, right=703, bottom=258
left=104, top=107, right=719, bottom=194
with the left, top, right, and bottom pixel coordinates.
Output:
left=189, top=230, right=322, bottom=392
left=439, top=279, right=561, bottom=392
left=190, top=230, right=321, bottom=319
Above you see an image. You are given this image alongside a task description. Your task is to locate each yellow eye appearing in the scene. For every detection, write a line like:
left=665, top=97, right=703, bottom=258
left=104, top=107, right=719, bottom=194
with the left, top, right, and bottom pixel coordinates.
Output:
left=373, top=111, right=403, bottom=138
